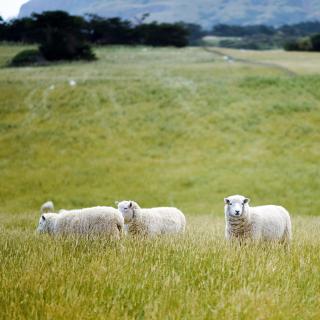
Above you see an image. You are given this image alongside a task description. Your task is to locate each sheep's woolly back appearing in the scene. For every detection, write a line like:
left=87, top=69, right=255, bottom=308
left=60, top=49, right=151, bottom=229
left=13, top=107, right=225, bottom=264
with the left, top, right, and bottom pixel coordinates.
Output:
left=118, top=200, right=186, bottom=236
left=38, top=206, right=124, bottom=238
left=249, top=205, right=292, bottom=242
left=40, top=201, right=54, bottom=213
left=225, top=195, right=292, bottom=242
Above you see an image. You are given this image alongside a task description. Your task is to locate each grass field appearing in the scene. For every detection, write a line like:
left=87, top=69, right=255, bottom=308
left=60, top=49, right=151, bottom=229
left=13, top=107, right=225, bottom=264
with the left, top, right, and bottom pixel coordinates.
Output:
left=1, top=213, right=320, bottom=319
left=0, top=45, right=320, bottom=319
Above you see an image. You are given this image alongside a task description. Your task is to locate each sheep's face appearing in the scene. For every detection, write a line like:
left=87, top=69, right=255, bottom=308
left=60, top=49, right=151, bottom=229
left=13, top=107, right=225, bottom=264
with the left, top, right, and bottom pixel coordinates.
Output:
left=117, top=201, right=135, bottom=223
left=224, top=195, right=250, bottom=218
left=37, top=214, right=49, bottom=233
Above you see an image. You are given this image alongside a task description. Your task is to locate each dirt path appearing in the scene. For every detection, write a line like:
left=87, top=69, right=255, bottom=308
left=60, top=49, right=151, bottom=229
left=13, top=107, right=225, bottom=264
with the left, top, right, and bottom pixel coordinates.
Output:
left=202, top=46, right=297, bottom=77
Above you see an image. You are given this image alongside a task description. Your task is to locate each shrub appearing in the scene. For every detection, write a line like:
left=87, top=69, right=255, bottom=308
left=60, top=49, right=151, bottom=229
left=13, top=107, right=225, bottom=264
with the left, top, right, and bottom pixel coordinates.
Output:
left=310, top=34, right=320, bottom=51
left=39, top=37, right=95, bottom=61
left=284, top=40, right=301, bottom=51
left=10, top=49, right=46, bottom=66
left=284, top=37, right=312, bottom=51
left=297, top=37, right=312, bottom=50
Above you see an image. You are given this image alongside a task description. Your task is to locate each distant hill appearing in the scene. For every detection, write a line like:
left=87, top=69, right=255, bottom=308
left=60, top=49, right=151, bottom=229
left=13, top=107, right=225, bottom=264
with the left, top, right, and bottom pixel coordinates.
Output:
left=19, top=0, right=320, bottom=28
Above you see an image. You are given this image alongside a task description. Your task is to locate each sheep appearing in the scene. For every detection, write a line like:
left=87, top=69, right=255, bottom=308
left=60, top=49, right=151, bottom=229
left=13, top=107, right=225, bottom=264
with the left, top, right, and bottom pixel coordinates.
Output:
left=40, top=201, right=54, bottom=213
left=37, top=206, right=124, bottom=238
left=117, top=200, right=186, bottom=236
left=224, top=195, right=292, bottom=243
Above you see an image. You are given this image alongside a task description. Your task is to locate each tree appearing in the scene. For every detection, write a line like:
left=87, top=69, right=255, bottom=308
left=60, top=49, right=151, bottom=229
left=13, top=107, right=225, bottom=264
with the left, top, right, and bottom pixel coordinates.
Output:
left=0, top=16, right=7, bottom=41
left=180, top=23, right=205, bottom=45
left=86, top=15, right=135, bottom=44
left=33, top=11, right=95, bottom=61
left=136, top=22, right=189, bottom=47
left=3, top=17, right=36, bottom=43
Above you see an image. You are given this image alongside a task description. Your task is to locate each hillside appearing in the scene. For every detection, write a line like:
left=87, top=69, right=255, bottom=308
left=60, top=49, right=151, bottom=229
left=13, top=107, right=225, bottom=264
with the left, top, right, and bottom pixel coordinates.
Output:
left=0, top=45, right=320, bottom=215
left=1, top=45, right=320, bottom=320
left=19, top=0, right=320, bottom=28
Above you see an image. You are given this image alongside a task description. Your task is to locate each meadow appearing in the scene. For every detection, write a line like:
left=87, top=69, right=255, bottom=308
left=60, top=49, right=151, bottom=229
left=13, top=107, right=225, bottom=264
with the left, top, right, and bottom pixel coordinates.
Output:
left=0, top=45, right=320, bottom=319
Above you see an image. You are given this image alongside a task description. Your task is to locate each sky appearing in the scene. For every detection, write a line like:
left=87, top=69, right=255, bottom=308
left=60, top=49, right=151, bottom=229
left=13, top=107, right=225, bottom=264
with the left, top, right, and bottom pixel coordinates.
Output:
left=0, top=0, right=29, bottom=20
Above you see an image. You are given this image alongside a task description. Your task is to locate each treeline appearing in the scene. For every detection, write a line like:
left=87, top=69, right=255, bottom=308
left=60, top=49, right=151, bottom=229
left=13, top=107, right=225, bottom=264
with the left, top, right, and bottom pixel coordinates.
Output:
left=0, top=11, right=189, bottom=47
left=208, top=21, right=320, bottom=50
left=1, top=11, right=193, bottom=64
left=2, top=10, right=320, bottom=56
left=284, top=34, right=320, bottom=51
left=188, top=21, right=320, bottom=49
left=211, top=21, right=320, bottom=37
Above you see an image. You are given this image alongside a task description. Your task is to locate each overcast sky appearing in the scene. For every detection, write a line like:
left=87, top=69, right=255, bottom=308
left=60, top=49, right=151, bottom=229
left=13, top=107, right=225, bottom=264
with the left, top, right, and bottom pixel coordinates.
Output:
left=0, top=0, right=29, bottom=20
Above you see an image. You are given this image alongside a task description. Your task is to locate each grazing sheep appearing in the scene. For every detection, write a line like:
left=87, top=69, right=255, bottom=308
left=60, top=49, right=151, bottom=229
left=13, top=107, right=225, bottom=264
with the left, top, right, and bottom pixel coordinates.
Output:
left=117, top=200, right=186, bottom=236
left=40, top=201, right=54, bottom=213
left=37, top=206, right=124, bottom=238
left=224, top=195, right=292, bottom=242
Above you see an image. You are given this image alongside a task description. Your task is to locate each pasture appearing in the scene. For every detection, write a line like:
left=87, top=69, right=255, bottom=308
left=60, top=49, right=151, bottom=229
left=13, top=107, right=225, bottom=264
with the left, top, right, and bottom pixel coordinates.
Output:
left=0, top=45, right=320, bottom=319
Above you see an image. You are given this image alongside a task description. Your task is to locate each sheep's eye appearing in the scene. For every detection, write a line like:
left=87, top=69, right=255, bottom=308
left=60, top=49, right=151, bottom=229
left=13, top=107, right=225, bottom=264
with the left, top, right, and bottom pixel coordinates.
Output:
left=229, top=203, right=232, bottom=206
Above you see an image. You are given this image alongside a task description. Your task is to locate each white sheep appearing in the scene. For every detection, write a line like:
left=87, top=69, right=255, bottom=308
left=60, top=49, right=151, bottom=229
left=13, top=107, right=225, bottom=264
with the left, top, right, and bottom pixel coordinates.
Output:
left=224, top=195, right=292, bottom=242
left=117, top=200, right=186, bottom=236
left=37, top=206, right=124, bottom=238
left=40, top=201, right=54, bottom=213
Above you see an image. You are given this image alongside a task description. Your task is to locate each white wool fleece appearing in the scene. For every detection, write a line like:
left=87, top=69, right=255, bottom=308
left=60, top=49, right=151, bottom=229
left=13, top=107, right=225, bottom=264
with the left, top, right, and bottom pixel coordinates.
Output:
left=224, top=195, right=292, bottom=242
left=37, top=206, right=124, bottom=238
left=117, top=200, right=186, bottom=236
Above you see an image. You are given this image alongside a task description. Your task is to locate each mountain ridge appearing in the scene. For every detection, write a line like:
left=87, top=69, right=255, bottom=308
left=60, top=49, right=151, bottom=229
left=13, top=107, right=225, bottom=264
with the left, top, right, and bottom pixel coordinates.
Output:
left=19, top=0, right=320, bottom=28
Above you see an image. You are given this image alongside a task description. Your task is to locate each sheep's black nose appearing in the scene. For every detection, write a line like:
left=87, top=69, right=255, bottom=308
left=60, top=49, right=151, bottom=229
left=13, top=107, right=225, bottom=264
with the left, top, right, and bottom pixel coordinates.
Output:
left=235, top=210, right=240, bottom=215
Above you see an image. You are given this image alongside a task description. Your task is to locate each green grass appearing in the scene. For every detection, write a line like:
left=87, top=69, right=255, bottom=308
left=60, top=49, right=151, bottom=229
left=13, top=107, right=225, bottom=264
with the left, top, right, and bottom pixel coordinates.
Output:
left=1, top=214, right=320, bottom=319
left=0, top=46, right=319, bottom=215
left=1, top=45, right=320, bottom=319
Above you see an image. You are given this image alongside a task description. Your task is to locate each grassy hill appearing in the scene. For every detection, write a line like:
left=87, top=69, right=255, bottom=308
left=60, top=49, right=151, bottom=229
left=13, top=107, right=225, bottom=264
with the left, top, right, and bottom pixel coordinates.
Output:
left=19, top=0, right=320, bottom=28
left=0, top=45, right=319, bottom=215
left=1, top=45, right=320, bottom=319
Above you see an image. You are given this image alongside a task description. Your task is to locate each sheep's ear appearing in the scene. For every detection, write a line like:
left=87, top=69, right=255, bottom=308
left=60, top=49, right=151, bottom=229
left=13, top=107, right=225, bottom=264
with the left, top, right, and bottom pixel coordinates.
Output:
left=224, top=198, right=230, bottom=204
left=129, top=201, right=133, bottom=208
left=41, top=215, right=46, bottom=221
left=243, top=198, right=250, bottom=204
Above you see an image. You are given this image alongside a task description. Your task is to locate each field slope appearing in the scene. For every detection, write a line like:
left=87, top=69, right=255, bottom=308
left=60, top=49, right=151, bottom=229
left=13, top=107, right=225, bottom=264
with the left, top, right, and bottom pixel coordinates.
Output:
left=0, top=46, right=320, bottom=319
left=0, top=46, right=319, bottom=215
